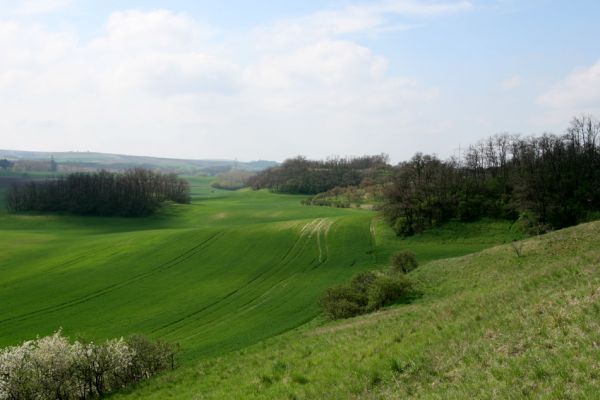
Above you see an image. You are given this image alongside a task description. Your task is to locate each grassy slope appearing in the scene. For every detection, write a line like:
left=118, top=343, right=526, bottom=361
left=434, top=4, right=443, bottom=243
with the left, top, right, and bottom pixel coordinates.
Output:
left=1, top=177, right=522, bottom=392
left=113, top=220, right=600, bottom=399
left=0, top=178, right=371, bottom=359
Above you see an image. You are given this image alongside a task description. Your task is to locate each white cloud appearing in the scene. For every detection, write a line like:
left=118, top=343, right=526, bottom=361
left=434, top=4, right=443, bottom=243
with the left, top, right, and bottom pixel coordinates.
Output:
left=86, top=10, right=239, bottom=97
left=247, top=40, right=388, bottom=90
left=92, top=10, right=215, bottom=52
left=373, top=0, right=472, bottom=16
left=0, top=20, right=78, bottom=93
left=539, top=60, right=600, bottom=109
left=0, top=0, right=73, bottom=15
left=501, top=75, right=521, bottom=91
left=0, top=4, right=462, bottom=160
left=250, top=0, right=471, bottom=48
left=107, top=52, right=243, bottom=96
left=530, top=60, right=600, bottom=129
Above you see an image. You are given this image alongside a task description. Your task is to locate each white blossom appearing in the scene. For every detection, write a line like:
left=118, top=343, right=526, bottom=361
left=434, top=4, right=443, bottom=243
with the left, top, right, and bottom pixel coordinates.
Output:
left=0, top=331, right=173, bottom=400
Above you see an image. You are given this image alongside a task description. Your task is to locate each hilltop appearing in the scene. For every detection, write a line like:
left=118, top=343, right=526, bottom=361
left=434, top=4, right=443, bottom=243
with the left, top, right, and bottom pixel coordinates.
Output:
left=0, top=149, right=277, bottom=174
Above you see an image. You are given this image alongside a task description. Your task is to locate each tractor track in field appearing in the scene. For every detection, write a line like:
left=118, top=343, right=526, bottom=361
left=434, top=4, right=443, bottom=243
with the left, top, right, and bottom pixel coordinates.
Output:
left=0, top=242, right=117, bottom=286
left=157, top=219, right=335, bottom=340
left=0, top=231, right=225, bottom=325
left=1, top=255, right=87, bottom=284
left=316, top=219, right=332, bottom=264
left=221, top=220, right=334, bottom=320
left=153, top=223, right=311, bottom=336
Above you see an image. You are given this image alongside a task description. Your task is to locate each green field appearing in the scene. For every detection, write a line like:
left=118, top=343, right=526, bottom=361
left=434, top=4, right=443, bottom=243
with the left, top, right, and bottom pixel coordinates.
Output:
left=1, top=176, right=533, bottom=397
left=112, top=220, right=600, bottom=399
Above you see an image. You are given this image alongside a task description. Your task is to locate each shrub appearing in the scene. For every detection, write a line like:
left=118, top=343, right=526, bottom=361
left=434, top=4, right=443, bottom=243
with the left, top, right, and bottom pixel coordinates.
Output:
left=320, top=270, right=415, bottom=320
left=0, top=331, right=177, bottom=400
left=73, top=337, right=135, bottom=397
left=392, top=217, right=414, bottom=237
left=0, top=341, right=37, bottom=400
left=514, top=211, right=552, bottom=236
left=367, top=274, right=413, bottom=311
left=127, top=334, right=177, bottom=381
left=390, top=251, right=418, bottom=274
left=319, top=285, right=366, bottom=319
left=349, top=271, right=377, bottom=296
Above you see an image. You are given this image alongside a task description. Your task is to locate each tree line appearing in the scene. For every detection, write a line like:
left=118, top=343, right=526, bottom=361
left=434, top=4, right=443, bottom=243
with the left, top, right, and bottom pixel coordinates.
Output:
left=247, top=155, right=391, bottom=194
left=6, top=169, right=190, bottom=217
left=383, top=116, right=600, bottom=235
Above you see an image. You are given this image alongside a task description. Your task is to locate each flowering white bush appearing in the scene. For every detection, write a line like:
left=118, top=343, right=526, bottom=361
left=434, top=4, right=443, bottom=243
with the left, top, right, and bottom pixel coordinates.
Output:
left=0, top=340, right=37, bottom=399
left=0, top=331, right=176, bottom=400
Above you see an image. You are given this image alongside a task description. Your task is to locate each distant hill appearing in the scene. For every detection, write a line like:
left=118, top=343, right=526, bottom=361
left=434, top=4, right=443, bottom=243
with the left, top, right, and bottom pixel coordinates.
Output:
left=0, top=149, right=277, bottom=174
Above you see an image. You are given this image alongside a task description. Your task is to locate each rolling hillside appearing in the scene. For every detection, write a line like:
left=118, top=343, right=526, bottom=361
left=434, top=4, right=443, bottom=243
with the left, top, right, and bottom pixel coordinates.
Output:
left=0, top=178, right=517, bottom=361
left=0, top=178, right=368, bottom=359
left=113, top=220, right=600, bottom=399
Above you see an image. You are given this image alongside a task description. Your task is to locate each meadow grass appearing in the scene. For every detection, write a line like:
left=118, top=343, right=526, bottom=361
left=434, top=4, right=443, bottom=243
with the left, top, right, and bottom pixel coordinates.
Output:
left=111, top=221, right=600, bottom=399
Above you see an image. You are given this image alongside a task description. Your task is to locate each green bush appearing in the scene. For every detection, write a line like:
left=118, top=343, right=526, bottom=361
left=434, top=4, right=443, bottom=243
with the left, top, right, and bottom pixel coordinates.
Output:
left=390, top=251, right=418, bottom=274
left=367, top=274, right=413, bottom=311
left=350, top=271, right=377, bottom=295
left=320, top=270, right=415, bottom=320
left=514, top=211, right=551, bottom=236
left=319, top=285, right=366, bottom=319
left=392, top=217, right=414, bottom=237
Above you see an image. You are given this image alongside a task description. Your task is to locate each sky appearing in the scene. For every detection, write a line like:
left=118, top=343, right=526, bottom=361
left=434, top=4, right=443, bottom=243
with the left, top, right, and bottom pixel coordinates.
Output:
left=0, top=0, right=599, bottom=162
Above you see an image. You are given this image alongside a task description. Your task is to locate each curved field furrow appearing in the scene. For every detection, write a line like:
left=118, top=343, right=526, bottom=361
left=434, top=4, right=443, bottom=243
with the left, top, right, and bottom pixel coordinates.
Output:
left=154, top=219, right=325, bottom=339
left=0, top=231, right=225, bottom=325
left=165, top=218, right=367, bottom=357
left=153, top=218, right=341, bottom=350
